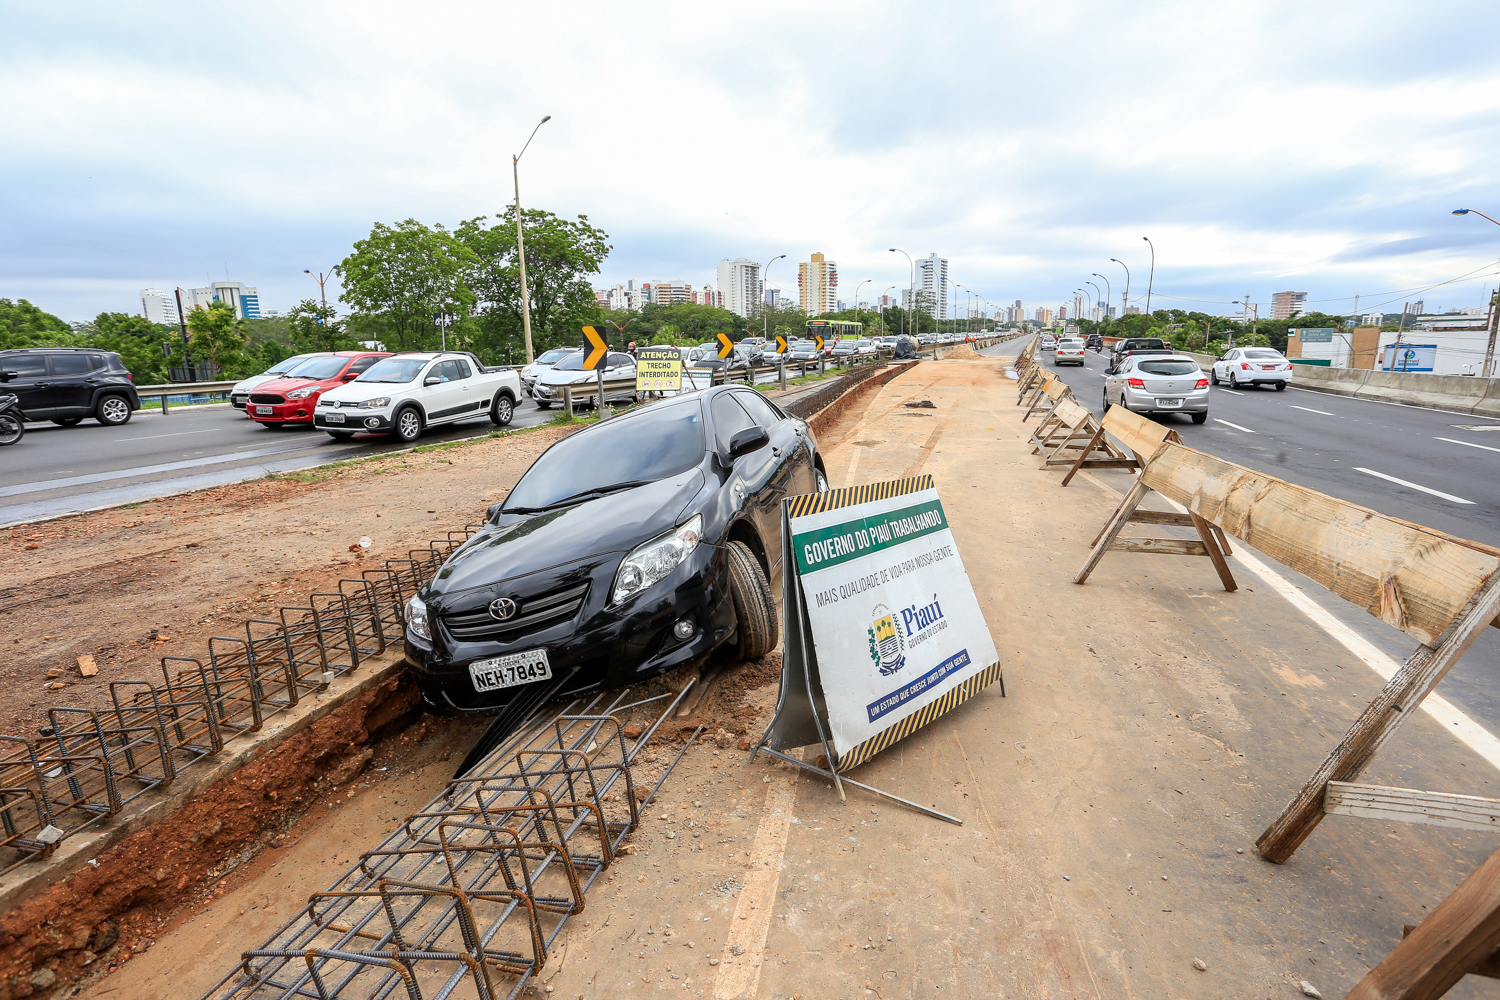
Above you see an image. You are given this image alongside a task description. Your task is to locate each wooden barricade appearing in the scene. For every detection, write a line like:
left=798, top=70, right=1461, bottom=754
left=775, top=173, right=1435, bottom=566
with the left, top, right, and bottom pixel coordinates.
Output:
left=1022, top=372, right=1068, bottom=422
left=1011, top=338, right=1041, bottom=402
left=1072, top=407, right=1500, bottom=886
left=1034, top=401, right=1141, bottom=486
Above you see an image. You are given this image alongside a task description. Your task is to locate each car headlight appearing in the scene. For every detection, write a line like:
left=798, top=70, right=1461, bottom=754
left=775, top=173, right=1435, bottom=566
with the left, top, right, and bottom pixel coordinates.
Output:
left=405, top=595, right=431, bottom=640
left=287, top=386, right=318, bottom=399
left=357, top=397, right=391, bottom=409
left=612, top=515, right=702, bottom=605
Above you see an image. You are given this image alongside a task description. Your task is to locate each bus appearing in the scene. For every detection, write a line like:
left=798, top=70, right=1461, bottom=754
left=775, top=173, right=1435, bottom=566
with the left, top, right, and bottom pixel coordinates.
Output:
left=805, top=319, right=862, bottom=342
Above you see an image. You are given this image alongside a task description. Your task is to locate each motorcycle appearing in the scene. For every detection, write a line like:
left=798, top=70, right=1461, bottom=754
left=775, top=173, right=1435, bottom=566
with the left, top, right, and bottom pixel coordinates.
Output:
left=0, top=393, right=25, bottom=446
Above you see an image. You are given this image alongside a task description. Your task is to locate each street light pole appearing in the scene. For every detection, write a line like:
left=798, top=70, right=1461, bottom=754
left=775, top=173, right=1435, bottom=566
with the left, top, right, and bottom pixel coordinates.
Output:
left=853, top=279, right=871, bottom=326
left=889, top=249, right=915, bottom=338
left=761, top=254, right=786, bottom=340
left=513, top=115, right=551, bottom=364
left=1091, top=273, right=1111, bottom=334
left=1086, top=281, right=1103, bottom=331
left=1142, top=237, right=1155, bottom=317
left=303, top=268, right=334, bottom=317
left=1453, top=209, right=1500, bottom=376
left=1109, top=258, right=1131, bottom=318
left=1078, top=288, right=1093, bottom=331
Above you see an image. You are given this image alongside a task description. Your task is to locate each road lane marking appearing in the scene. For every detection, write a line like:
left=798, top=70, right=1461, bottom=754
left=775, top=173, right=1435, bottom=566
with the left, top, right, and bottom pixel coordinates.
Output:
left=1077, top=473, right=1500, bottom=772
left=1434, top=436, right=1500, bottom=454
left=1213, top=418, right=1256, bottom=433
left=714, top=775, right=797, bottom=999
left=1216, top=387, right=1244, bottom=395
left=1354, top=467, right=1475, bottom=504
left=1287, top=384, right=1500, bottom=419
left=116, top=428, right=222, bottom=442
left=1289, top=405, right=1334, bottom=416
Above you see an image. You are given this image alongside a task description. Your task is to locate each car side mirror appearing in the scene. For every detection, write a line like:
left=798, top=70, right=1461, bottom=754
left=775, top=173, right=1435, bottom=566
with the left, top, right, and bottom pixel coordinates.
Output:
left=486, top=502, right=504, bottom=522
left=424, top=376, right=442, bottom=386
left=727, top=426, right=770, bottom=460
left=342, top=372, right=360, bottom=381
left=0, top=371, right=12, bottom=383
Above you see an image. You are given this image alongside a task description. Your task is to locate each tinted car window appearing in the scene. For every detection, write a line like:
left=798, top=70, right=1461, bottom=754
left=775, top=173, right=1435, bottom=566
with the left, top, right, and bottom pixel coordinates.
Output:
left=430, top=360, right=462, bottom=382
left=451, top=359, right=472, bottom=378
left=4, top=356, right=47, bottom=377
left=348, top=355, right=384, bottom=374
left=1136, top=361, right=1201, bottom=375
left=51, top=355, right=92, bottom=375
left=359, top=358, right=429, bottom=382
left=503, top=401, right=706, bottom=512
left=734, top=390, right=783, bottom=426
left=607, top=352, right=633, bottom=368
left=711, top=393, right=757, bottom=452
left=285, top=356, right=351, bottom=380
left=1244, top=350, right=1283, bottom=360
left=89, top=354, right=107, bottom=370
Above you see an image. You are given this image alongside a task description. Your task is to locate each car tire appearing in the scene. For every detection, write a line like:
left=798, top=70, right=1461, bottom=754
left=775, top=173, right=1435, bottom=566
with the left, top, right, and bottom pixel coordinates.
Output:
left=536, top=401, right=552, bottom=410
left=1191, top=411, right=1208, bottom=424
left=51, top=417, right=82, bottom=427
left=1275, top=381, right=1287, bottom=391
left=1209, top=369, right=1219, bottom=385
left=1102, top=391, right=1111, bottom=412
left=815, top=466, right=830, bottom=493
left=727, top=540, right=778, bottom=662
left=490, top=395, right=514, bottom=426
left=96, top=394, right=132, bottom=426
left=393, top=406, right=423, bottom=443
left=328, top=431, right=355, bottom=441
left=1228, top=372, right=1239, bottom=389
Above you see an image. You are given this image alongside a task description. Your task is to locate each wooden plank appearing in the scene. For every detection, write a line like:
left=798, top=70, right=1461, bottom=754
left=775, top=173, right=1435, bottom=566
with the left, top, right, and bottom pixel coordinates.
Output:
left=1076, top=480, right=1150, bottom=583
left=1101, top=406, right=1182, bottom=465
left=1190, top=510, right=1238, bottom=591
left=1325, top=781, right=1500, bottom=834
left=1348, top=843, right=1500, bottom=999
left=1127, top=510, right=1195, bottom=527
left=1258, top=572, right=1500, bottom=863
left=1061, top=425, right=1109, bottom=487
left=1401, top=925, right=1500, bottom=980
left=1140, top=441, right=1500, bottom=645
left=1108, top=537, right=1210, bottom=556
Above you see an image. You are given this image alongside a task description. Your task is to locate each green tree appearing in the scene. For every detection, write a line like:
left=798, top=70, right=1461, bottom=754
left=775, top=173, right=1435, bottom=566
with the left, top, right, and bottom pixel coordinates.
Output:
left=187, top=301, right=247, bottom=373
left=288, top=298, right=352, bottom=351
left=0, top=298, right=71, bottom=346
left=338, top=219, right=477, bottom=352
left=455, top=209, right=610, bottom=362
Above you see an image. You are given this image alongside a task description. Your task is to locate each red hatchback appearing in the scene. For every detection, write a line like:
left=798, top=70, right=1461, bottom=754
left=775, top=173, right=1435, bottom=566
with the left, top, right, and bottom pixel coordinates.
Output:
left=246, top=351, right=390, bottom=427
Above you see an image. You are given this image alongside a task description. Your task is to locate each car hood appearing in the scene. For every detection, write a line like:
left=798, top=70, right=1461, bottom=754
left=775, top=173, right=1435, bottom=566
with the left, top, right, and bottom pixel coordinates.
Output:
left=319, top=379, right=422, bottom=404
left=231, top=373, right=284, bottom=393
left=255, top=375, right=343, bottom=395
left=425, top=469, right=708, bottom=600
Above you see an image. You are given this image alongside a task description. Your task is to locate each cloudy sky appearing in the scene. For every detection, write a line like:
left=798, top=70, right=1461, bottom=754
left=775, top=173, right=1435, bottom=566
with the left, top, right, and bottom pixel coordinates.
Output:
left=5, top=0, right=1500, bottom=323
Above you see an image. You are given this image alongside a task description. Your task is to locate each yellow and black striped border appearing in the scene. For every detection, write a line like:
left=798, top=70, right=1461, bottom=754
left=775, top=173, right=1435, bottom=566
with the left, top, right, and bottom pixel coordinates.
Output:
left=835, top=660, right=1003, bottom=772
left=785, top=474, right=933, bottom=519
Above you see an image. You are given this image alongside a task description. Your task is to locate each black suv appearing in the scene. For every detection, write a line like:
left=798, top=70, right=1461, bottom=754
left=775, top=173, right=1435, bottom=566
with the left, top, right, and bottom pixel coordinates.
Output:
left=0, top=349, right=142, bottom=427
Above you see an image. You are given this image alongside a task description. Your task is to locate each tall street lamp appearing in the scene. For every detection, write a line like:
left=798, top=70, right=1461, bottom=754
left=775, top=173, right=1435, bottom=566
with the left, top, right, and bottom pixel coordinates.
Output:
left=513, top=115, right=551, bottom=364
left=1077, top=288, right=1093, bottom=330
left=303, top=268, right=335, bottom=319
left=853, top=278, right=871, bottom=325
left=1092, top=273, right=1111, bottom=332
left=889, top=248, right=914, bottom=337
left=1453, top=208, right=1500, bottom=376
left=1142, top=237, right=1155, bottom=316
left=880, top=285, right=895, bottom=335
left=1109, top=258, right=1130, bottom=317
left=1086, top=281, right=1103, bottom=328
left=762, top=254, right=786, bottom=339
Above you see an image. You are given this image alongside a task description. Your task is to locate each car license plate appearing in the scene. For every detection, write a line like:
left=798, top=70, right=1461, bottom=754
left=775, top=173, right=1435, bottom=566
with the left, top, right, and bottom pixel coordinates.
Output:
left=469, top=649, right=552, bottom=693
left=255, top=405, right=273, bottom=415
left=1261, top=365, right=1277, bottom=371
left=325, top=412, right=346, bottom=424
left=1156, top=398, right=1183, bottom=408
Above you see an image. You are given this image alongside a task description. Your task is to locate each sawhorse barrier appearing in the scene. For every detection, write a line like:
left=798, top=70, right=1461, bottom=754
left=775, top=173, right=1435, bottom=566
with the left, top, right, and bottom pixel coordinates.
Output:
left=1021, top=371, right=1068, bottom=422
left=1042, top=401, right=1141, bottom=486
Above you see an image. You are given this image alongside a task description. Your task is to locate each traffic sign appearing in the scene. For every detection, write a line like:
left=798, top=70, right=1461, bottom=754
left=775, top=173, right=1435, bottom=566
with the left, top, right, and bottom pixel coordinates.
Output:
left=775, top=335, right=788, bottom=355
left=636, top=345, right=683, bottom=392
left=582, top=325, right=609, bottom=370
left=814, top=335, right=825, bottom=351
left=716, top=333, right=734, bottom=359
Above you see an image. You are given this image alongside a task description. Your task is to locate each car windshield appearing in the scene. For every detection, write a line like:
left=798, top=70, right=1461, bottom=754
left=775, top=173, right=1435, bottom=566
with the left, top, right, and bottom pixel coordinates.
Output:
left=266, top=355, right=315, bottom=375
left=553, top=353, right=598, bottom=371
left=1244, top=350, right=1283, bottom=360
left=358, top=357, right=431, bottom=383
left=1137, top=360, right=1200, bottom=375
left=283, top=356, right=350, bottom=380
left=537, top=348, right=573, bottom=364
left=503, top=401, right=706, bottom=512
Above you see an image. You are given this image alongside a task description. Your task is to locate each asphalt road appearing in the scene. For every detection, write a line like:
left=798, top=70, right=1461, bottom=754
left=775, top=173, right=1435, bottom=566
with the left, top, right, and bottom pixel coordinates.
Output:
left=981, top=338, right=1500, bottom=734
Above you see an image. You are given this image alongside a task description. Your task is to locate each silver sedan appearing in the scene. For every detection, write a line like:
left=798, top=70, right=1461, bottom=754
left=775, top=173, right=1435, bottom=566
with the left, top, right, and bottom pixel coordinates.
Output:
left=1103, top=355, right=1209, bottom=423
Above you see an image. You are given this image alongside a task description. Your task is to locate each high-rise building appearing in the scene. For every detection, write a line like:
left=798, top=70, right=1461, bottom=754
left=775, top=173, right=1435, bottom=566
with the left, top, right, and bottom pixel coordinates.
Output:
left=764, top=288, right=787, bottom=309
left=797, top=252, right=838, bottom=316
left=184, top=281, right=261, bottom=319
left=876, top=294, right=896, bottom=309
left=139, top=288, right=179, bottom=326
left=1271, top=291, right=1308, bottom=320
left=716, top=258, right=762, bottom=318
left=916, top=253, right=949, bottom=320
left=650, top=281, right=693, bottom=305
left=1057, top=305, right=1068, bottom=321
left=1409, top=299, right=1425, bottom=316
left=693, top=285, right=722, bottom=308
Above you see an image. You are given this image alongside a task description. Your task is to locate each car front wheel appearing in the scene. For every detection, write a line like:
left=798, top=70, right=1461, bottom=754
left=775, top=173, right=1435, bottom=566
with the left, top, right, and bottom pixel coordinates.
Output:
left=490, top=395, right=514, bottom=426
left=96, top=394, right=132, bottom=426
left=1209, top=369, right=1219, bottom=385
left=815, top=466, right=830, bottom=493
left=393, top=407, right=423, bottom=443
left=52, top=417, right=82, bottom=427
left=727, top=540, right=778, bottom=662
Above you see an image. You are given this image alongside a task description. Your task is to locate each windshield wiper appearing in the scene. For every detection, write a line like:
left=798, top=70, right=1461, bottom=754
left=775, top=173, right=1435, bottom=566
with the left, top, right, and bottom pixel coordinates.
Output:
left=505, top=480, right=654, bottom=514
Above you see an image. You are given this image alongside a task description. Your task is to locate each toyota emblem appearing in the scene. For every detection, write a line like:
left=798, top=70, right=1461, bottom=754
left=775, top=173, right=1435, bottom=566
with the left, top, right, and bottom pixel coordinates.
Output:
left=489, top=598, right=518, bottom=620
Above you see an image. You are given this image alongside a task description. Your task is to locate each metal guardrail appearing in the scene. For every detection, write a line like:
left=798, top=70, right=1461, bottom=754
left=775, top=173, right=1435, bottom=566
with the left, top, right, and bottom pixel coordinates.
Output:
left=134, top=380, right=239, bottom=414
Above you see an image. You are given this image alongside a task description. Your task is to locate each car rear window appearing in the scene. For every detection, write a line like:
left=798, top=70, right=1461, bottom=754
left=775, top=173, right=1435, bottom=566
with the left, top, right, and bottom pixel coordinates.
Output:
left=1059, top=340, right=1083, bottom=348
left=1124, top=340, right=1167, bottom=349
left=51, top=355, right=93, bottom=375
left=503, top=400, right=706, bottom=511
left=1137, top=361, right=1201, bottom=375
left=284, top=356, right=350, bottom=380
left=1244, top=350, right=1284, bottom=360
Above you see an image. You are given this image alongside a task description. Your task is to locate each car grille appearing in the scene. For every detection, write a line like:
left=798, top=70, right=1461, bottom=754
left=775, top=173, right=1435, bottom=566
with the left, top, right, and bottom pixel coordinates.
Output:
left=249, top=393, right=285, bottom=404
left=442, top=582, right=590, bottom=643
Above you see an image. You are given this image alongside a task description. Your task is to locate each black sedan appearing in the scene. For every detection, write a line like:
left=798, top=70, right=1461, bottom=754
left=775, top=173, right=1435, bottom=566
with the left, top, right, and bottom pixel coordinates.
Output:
left=402, top=384, right=830, bottom=715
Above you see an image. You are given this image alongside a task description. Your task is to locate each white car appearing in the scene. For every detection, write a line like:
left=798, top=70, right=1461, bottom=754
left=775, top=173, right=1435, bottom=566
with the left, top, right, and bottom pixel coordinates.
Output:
left=520, top=347, right=580, bottom=395
left=313, top=352, right=522, bottom=442
left=1052, top=338, right=1086, bottom=366
left=229, top=353, right=324, bottom=411
left=532, top=350, right=639, bottom=408
left=1039, top=336, right=1058, bottom=352
left=1210, top=347, right=1294, bottom=390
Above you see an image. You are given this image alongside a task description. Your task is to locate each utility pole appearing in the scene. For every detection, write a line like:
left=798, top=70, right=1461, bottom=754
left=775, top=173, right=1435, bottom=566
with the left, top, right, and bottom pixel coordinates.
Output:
left=1393, top=302, right=1410, bottom=372
left=513, top=116, right=551, bottom=364
left=1484, top=287, right=1499, bottom=377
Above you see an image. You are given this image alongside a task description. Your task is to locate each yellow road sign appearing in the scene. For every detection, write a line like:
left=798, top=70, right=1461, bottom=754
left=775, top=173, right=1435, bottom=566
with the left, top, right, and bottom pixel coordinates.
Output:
left=716, top=332, right=734, bottom=359
left=775, top=335, right=789, bottom=354
left=636, top=345, right=682, bottom=392
left=814, top=336, right=825, bottom=351
left=582, top=326, right=608, bottom=370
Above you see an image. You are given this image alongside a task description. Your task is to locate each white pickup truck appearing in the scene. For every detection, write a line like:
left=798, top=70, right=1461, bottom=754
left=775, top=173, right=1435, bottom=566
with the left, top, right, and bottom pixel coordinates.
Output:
left=313, top=351, right=522, bottom=442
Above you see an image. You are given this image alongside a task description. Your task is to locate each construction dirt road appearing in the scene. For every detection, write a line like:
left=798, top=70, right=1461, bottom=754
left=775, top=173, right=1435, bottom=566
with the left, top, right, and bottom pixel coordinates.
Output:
left=8, top=355, right=1498, bottom=998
